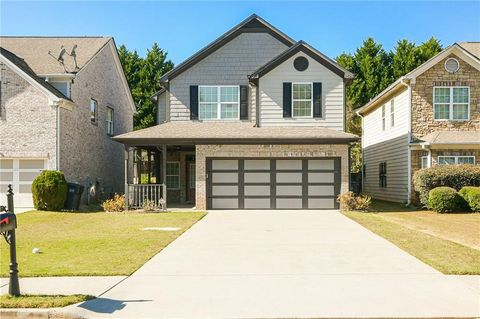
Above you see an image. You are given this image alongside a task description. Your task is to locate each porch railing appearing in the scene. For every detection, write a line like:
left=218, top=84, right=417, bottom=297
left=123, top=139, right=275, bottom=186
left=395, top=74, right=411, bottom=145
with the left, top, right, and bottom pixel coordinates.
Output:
left=127, top=184, right=166, bottom=209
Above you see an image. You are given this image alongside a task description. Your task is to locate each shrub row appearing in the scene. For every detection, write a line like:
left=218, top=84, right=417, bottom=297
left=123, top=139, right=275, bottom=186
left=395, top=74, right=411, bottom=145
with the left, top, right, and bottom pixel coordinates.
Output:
left=413, top=165, right=480, bottom=206
left=428, top=186, right=480, bottom=213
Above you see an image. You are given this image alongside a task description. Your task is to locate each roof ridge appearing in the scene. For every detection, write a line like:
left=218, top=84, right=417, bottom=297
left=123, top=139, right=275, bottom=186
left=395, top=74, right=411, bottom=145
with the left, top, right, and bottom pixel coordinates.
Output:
left=0, top=36, right=111, bottom=38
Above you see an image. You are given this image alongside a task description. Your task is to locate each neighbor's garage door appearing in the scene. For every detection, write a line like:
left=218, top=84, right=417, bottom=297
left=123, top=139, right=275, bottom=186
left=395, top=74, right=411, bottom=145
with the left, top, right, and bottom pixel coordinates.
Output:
left=207, top=158, right=340, bottom=210
left=0, top=159, right=46, bottom=209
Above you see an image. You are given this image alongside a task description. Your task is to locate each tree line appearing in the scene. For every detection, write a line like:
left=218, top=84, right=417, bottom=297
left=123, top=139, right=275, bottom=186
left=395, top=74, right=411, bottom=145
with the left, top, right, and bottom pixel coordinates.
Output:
left=119, top=37, right=443, bottom=170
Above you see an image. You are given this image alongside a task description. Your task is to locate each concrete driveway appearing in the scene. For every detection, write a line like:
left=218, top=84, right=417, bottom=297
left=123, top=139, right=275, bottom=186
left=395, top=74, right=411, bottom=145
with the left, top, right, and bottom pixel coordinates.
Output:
left=71, top=210, right=480, bottom=318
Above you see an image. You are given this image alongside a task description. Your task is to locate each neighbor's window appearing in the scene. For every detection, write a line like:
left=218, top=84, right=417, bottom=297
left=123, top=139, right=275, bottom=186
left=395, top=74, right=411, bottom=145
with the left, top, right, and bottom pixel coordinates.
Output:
left=199, top=86, right=239, bottom=120
left=434, top=87, right=469, bottom=120
left=292, top=83, right=313, bottom=117
left=166, top=162, right=180, bottom=189
left=421, top=156, right=429, bottom=169
left=390, top=99, right=395, bottom=127
left=438, top=156, right=475, bottom=165
left=90, top=99, right=98, bottom=123
left=106, top=107, right=114, bottom=136
left=379, top=162, right=387, bottom=188
left=381, top=104, right=386, bottom=130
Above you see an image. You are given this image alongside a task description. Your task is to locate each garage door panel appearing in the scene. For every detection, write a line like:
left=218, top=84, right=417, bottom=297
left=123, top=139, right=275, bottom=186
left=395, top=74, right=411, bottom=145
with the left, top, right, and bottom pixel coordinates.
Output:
left=276, top=185, right=302, bottom=196
left=212, top=172, right=238, bottom=183
left=212, top=198, right=239, bottom=209
left=244, top=198, right=271, bottom=209
left=308, top=185, right=335, bottom=196
left=308, top=172, right=335, bottom=183
left=19, top=184, right=32, bottom=193
left=276, top=172, right=302, bottom=183
left=276, top=198, right=302, bottom=209
left=212, top=185, right=238, bottom=196
left=0, top=159, right=13, bottom=169
left=244, top=185, right=270, bottom=196
left=244, top=160, right=270, bottom=170
left=308, top=159, right=335, bottom=170
left=0, top=172, right=13, bottom=180
left=212, top=160, right=238, bottom=170
left=308, top=198, right=335, bottom=209
left=19, top=171, right=41, bottom=182
left=244, top=173, right=270, bottom=183
left=276, top=160, right=302, bottom=170
left=19, top=159, right=46, bottom=169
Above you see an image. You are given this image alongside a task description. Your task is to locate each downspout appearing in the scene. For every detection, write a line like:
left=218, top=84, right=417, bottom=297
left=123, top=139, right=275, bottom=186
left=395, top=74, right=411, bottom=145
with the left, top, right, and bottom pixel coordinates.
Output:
left=56, top=104, right=61, bottom=171
left=401, top=78, right=412, bottom=205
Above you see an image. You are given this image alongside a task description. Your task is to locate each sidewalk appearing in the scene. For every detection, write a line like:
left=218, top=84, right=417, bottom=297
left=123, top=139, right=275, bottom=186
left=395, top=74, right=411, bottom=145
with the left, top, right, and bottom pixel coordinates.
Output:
left=0, top=276, right=126, bottom=296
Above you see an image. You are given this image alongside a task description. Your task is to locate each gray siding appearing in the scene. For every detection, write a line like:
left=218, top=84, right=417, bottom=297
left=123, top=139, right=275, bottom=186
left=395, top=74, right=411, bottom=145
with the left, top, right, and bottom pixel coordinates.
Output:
left=157, top=91, right=167, bottom=124
left=168, top=33, right=288, bottom=122
left=363, top=134, right=409, bottom=203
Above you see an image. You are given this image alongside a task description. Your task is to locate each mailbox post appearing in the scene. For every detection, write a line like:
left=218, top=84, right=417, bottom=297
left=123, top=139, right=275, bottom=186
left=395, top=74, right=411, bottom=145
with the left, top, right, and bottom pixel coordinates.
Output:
left=0, top=185, right=20, bottom=296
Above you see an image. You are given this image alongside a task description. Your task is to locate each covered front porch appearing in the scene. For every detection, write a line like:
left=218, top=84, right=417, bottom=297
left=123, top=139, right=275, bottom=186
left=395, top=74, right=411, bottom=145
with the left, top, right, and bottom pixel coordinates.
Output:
left=123, top=145, right=196, bottom=209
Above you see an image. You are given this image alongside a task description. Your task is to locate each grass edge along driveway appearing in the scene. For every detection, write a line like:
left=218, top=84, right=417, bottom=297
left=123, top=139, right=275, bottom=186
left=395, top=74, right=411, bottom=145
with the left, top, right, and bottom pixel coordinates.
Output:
left=0, top=211, right=206, bottom=277
left=0, top=294, right=94, bottom=308
left=343, top=201, right=479, bottom=275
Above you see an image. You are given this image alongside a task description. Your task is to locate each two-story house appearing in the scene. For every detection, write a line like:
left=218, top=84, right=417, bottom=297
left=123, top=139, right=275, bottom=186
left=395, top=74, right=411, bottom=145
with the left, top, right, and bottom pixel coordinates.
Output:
left=0, top=37, right=135, bottom=210
left=357, top=42, right=479, bottom=204
left=114, top=15, right=357, bottom=210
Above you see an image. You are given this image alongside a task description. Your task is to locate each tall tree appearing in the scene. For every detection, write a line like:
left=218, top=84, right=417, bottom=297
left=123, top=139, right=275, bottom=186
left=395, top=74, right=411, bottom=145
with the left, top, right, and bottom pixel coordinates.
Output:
left=119, top=43, right=174, bottom=130
left=392, top=39, right=417, bottom=79
left=415, top=37, right=443, bottom=65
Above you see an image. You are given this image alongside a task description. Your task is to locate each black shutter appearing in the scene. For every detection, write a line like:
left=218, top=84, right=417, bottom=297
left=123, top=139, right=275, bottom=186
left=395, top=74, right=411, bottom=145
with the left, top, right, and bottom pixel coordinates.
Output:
left=283, top=82, right=292, bottom=118
left=313, top=82, right=322, bottom=118
left=190, top=85, right=198, bottom=120
left=240, top=85, right=248, bottom=120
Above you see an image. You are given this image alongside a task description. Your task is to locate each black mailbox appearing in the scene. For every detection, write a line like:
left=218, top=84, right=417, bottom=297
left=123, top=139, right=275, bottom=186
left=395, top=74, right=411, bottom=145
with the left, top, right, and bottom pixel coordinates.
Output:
left=0, top=212, right=16, bottom=232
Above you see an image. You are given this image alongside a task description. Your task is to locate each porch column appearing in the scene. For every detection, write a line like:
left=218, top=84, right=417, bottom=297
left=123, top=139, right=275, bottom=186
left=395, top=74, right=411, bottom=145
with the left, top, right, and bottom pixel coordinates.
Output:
left=124, top=146, right=130, bottom=208
left=162, top=144, right=167, bottom=206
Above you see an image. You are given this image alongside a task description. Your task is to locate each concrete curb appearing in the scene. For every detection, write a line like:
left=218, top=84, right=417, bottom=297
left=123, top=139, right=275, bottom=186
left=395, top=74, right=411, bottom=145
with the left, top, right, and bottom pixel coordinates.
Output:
left=0, top=308, right=86, bottom=319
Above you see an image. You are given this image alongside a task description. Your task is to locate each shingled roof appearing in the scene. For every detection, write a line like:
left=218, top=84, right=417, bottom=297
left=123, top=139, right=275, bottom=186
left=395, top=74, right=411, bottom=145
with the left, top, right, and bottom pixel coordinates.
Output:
left=114, top=121, right=358, bottom=145
left=416, top=131, right=480, bottom=145
left=0, top=36, right=111, bottom=74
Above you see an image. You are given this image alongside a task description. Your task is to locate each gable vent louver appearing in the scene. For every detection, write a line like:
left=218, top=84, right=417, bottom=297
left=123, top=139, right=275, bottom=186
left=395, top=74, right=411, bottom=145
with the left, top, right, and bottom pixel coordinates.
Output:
left=444, top=58, right=460, bottom=74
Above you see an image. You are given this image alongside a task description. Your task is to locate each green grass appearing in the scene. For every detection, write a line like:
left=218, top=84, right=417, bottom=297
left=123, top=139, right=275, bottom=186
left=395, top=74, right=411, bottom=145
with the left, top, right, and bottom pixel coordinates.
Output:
left=0, top=211, right=206, bottom=277
left=344, top=200, right=480, bottom=275
left=0, top=294, right=94, bottom=308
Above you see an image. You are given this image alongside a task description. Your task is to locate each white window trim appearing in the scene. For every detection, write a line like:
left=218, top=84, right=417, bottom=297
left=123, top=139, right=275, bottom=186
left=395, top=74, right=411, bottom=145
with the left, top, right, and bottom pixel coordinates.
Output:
left=444, top=57, right=460, bottom=73
left=437, top=156, right=475, bottom=165
left=166, top=161, right=180, bottom=190
left=381, top=104, right=386, bottom=131
left=292, top=82, right=313, bottom=118
left=106, top=106, right=114, bottom=136
left=433, top=86, right=470, bottom=121
left=198, top=85, right=240, bottom=120
left=421, top=156, right=430, bottom=169
left=390, top=99, right=395, bottom=128
left=90, top=98, right=98, bottom=124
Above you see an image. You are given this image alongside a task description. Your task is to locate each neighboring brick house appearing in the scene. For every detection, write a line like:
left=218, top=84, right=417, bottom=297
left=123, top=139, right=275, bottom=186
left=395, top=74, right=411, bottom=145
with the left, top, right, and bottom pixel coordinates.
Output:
left=0, top=37, right=135, bottom=210
left=114, top=15, right=358, bottom=210
left=357, top=42, right=480, bottom=204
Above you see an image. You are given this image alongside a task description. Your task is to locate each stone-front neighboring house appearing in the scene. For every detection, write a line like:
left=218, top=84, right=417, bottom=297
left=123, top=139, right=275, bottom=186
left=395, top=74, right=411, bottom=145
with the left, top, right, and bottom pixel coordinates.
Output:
left=0, top=37, right=135, bottom=210
left=114, top=14, right=358, bottom=210
left=357, top=42, right=480, bottom=204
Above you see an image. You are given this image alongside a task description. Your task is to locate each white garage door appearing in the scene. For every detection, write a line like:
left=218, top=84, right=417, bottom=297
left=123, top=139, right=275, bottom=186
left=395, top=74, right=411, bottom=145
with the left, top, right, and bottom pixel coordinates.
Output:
left=0, top=159, right=46, bottom=210
left=207, top=158, right=341, bottom=210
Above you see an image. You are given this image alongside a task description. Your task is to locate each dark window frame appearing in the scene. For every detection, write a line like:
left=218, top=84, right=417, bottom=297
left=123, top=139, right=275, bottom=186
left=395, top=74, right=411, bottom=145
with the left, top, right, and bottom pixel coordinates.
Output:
left=379, top=162, right=387, bottom=188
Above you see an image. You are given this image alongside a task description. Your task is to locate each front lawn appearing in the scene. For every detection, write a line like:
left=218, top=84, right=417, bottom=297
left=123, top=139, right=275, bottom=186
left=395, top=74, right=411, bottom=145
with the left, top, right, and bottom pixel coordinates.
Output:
left=344, top=200, right=480, bottom=275
left=0, top=294, right=94, bottom=308
left=0, top=211, right=206, bottom=277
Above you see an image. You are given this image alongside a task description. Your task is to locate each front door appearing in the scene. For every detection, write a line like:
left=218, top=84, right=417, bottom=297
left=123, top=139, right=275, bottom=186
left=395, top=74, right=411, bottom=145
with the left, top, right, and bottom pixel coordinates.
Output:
left=187, top=162, right=196, bottom=203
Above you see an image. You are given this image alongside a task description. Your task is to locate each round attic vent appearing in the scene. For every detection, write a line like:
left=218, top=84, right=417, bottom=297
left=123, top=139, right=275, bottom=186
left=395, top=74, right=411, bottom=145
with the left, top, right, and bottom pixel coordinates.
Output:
left=294, top=56, right=309, bottom=71
left=445, top=58, right=460, bottom=73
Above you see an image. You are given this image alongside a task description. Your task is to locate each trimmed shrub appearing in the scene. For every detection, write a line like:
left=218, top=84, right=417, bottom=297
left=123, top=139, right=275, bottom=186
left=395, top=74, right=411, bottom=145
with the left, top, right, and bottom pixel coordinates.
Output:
left=337, top=191, right=371, bottom=211
left=413, top=165, right=480, bottom=206
left=31, top=170, right=68, bottom=211
left=459, top=186, right=480, bottom=212
left=427, top=187, right=469, bottom=213
left=101, top=194, right=126, bottom=212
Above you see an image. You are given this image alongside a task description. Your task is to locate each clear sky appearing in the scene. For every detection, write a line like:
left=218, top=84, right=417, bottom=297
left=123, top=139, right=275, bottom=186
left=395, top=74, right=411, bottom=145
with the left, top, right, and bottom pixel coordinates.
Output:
left=1, top=1, right=479, bottom=64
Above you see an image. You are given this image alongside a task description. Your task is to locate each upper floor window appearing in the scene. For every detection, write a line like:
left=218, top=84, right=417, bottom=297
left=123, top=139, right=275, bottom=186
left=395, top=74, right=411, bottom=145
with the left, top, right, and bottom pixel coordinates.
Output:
left=434, top=87, right=469, bottom=121
left=381, top=105, right=386, bottom=130
left=106, top=106, right=114, bottom=136
left=199, top=86, right=239, bottom=120
left=390, top=99, right=395, bottom=127
left=90, top=99, right=98, bottom=124
left=438, top=156, right=475, bottom=165
left=292, top=83, right=312, bottom=118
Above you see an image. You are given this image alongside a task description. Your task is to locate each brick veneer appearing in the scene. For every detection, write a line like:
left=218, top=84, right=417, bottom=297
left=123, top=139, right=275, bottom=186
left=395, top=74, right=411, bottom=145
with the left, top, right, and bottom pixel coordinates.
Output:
left=195, top=144, right=350, bottom=210
left=410, top=53, right=480, bottom=140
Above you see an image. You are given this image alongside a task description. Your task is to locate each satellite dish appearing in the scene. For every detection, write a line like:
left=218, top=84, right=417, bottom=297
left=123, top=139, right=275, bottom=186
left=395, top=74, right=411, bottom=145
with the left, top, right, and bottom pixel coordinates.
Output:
left=57, top=47, right=66, bottom=63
